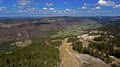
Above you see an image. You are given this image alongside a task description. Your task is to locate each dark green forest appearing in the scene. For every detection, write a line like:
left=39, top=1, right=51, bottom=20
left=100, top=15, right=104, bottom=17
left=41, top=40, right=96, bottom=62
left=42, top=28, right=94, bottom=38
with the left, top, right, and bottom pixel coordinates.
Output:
left=0, top=38, right=61, bottom=67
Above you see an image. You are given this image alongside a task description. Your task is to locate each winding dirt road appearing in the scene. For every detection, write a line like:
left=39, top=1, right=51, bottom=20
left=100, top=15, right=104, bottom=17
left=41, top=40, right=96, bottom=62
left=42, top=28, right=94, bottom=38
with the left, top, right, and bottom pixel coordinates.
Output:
left=59, top=38, right=82, bottom=67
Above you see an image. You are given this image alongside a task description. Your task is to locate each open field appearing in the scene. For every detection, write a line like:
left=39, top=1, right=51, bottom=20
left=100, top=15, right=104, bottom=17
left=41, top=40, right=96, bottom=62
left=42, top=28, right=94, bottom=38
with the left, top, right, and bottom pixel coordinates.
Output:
left=52, top=21, right=102, bottom=38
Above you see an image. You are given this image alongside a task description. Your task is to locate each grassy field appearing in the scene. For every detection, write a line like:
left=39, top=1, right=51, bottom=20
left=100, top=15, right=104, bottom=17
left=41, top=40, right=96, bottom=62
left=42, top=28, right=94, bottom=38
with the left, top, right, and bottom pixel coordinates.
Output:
left=15, top=40, right=32, bottom=47
left=51, top=21, right=103, bottom=38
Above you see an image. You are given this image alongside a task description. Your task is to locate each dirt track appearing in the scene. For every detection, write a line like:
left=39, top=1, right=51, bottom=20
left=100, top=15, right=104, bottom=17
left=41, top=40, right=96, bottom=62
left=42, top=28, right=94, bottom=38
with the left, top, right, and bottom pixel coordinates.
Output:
left=59, top=38, right=82, bottom=67
left=58, top=38, right=110, bottom=67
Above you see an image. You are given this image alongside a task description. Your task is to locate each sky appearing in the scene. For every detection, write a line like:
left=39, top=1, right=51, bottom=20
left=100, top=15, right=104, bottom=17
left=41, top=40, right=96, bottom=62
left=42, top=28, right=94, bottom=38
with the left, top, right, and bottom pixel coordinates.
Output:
left=0, top=0, right=120, bottom=17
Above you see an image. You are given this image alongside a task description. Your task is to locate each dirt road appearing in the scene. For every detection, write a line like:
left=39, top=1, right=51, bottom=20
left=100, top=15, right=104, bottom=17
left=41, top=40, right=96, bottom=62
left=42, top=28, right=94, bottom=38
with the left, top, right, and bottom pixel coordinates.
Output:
left=59, top=38, right=82, bottom=67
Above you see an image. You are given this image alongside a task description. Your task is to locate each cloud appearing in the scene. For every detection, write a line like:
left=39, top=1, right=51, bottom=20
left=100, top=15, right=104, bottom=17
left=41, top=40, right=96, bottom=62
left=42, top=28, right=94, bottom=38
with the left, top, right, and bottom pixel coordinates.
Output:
left=113, top=4, right=120, bottom=8
left=26, top=8, right=36, bottom=12
left=82, top=3, right=89, bottom=10
left=83, top=3, right=92, bottom=6
left=45, top=3, right=54, bottom=7
left=49, top=8, right=55, bottom=11
left=17, top=10, right=25, bottom=13
left=0, top=7, right=7, bottom=11
left=17, top=0, right=32, bottom=6
left=43, top=7, right=48, bottom=10
left=65, top=8, right=70, bottom=11
left=15, top=0, right=33, bottom=8
left=98, top=0, right=115, bottom=6
left=91, top=6, right=101, bottom=10
left=42, top=8, right=56, bottom=12
left=65, top=8, right=73, bottom=12
left=82, top=6, right=87, bottom=10
left=95, top=6, right=101, bottom=10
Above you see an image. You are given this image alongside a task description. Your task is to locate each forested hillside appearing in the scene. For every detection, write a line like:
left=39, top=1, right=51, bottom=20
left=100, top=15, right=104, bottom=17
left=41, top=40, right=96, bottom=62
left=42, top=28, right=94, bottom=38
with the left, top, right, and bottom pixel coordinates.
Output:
left=0, top=38, right=62, bottom=67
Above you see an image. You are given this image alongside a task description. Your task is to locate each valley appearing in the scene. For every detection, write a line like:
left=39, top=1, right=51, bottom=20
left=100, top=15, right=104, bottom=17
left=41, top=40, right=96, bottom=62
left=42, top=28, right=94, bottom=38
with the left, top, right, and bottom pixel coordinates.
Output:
left=0, top=17, right=120, bottom=67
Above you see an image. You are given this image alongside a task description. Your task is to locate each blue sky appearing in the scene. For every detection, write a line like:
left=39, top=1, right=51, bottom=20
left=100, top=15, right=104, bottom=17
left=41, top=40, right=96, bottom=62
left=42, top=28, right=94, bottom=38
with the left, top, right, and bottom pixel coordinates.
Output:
left=0, top=0, right=120, bottom=17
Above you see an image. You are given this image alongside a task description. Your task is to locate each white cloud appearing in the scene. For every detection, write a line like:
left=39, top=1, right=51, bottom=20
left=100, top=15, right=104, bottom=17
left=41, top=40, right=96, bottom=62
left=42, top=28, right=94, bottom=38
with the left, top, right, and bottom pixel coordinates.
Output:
left=18, top=10, right=23, bottom=13
left=65, top=8, right=73, bottom=12
left=113, top=4, right=120, bottom=8
left=0, top=7, right=7, bottom=11
left=17, top=8, right=37, bottom=13
left=83, top=3, right=92, bottom=6
left=43, top=7, right=48, bottom=10
left=49, top=8, right=55, bottom=11
left=95, top=6, right=101, bottom=10
left=82, top=6, right=87, bottom=10
left=15, top=0, right=33, bottom=8
left=15, top=5, right=25, bottom=8
left=98, top=0, right=115, bottom=6
left=18, top=0, right=31, bottom=6
left=42, top=8, right=56, bottom=12
left=17, top=10, right=27, bottom=13
left=45, top=3, right=54, bottom=7
left=65, top=8, right=70, bottom=11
